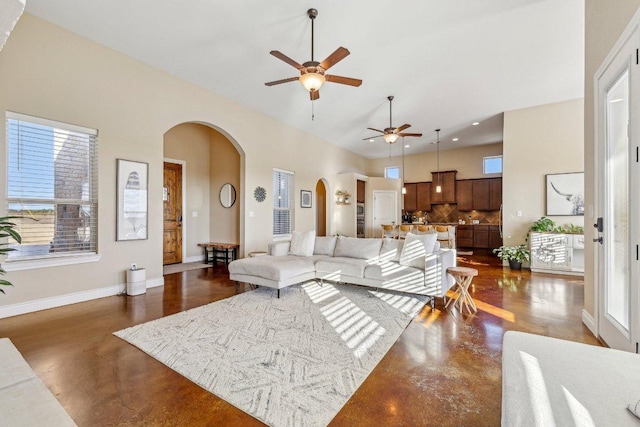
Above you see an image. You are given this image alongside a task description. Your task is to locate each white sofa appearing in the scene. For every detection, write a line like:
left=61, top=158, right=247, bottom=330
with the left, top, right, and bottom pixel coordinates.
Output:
left=229, top=235, right=456, bottom=307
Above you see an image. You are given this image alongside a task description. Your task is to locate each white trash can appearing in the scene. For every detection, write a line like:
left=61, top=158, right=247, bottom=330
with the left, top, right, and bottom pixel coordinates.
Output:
left=126, top=268, right=146, bottom=296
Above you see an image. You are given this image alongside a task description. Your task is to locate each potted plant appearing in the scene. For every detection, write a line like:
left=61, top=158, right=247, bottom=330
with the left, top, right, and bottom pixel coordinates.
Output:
left=493, top=244, right=530, bottom=270
left=0, top=216, right=22, bottom=294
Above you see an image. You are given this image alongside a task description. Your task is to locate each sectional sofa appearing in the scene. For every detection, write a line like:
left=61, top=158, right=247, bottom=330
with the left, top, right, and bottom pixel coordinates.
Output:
left=229, top=234, right=456, bottom=308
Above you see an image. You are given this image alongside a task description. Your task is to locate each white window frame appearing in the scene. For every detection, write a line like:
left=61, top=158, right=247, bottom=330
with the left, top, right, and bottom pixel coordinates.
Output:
left=385, top=166, right=400, bottom=179
left=483, top=155, right=503, bottom=174
left=4, top=112, right=100, bottom=270
left=273, top=168, right=294, bottom=239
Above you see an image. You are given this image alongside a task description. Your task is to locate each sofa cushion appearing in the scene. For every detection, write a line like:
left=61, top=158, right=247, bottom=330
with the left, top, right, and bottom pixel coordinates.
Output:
left=314, top=236, right=337, bottom=256
left=364, top=262, right=424, bottom=283
left=229, top=255, right=316, bottom=281
left=315, top=258, right=370, bottom=278
left=380, top=238, right=404, bottom=262
left=289, top=231, right=315, bottom=256
left=399, top=233, right=438, bottom=269
left=333, top=236, right=382, bottom=260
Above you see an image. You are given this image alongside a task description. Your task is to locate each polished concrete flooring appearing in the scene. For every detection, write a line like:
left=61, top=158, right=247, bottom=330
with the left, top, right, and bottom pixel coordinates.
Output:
left=0, top=252, right=600, bottom=426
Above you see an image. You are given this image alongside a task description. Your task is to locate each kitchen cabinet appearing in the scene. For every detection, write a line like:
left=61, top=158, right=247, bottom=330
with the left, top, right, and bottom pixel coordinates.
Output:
left=357, top=180, right=366, bottom=203
left=473, top=225, right=490, bottom=248
left=456, top=180, right=473, bottom=211
left=403, top=183, right=417, bottom=211
left=489, top=225, right=502, bottom=249
left=456, top=225, right=473, bottom=248
left=489, top=178, right=502, bottom=210
left=456, top=224, right=502, bottom=249
left=530, top=232, right=584, bottom=275
left=472, top=180, right=491, bottom=211
left=431, top=170, right=457, bottom=203
left=416, top=182, right=432, bottom=211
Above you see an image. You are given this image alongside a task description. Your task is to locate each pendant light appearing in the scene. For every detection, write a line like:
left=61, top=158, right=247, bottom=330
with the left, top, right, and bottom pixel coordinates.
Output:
left=435, top=129, right=442, bottom=193
left=401, top=136, right=407, bottom=194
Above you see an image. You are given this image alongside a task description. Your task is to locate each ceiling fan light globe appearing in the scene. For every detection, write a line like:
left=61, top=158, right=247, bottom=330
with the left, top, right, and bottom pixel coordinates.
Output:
left=299, top=72, right=326, bottom=92
left=383, top=133, right=399, bottom=144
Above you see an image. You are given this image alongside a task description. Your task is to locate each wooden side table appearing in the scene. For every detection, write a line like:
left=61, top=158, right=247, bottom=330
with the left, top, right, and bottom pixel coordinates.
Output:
left=445, top=266, right=478, bottom=314
left=197, top=242, right=239, bottom=266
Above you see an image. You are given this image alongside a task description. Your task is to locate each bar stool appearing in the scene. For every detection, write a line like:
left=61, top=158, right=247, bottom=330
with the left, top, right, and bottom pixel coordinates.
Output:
left=397, top=224, right=413, bottom=239
left=381, top=224, right=397, bottom=239
left=436, top=225, right=455, bottom=249
left=445, top=266, right=478, bottom=314
left=415, top=225, right=434, bottom=234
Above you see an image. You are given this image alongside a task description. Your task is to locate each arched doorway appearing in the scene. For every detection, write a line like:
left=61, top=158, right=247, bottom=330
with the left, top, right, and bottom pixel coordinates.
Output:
left=315, top=179, right=328, bottom=236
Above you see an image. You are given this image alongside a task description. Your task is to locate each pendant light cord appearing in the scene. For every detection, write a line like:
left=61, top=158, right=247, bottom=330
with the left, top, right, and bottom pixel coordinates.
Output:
left=436, top=129, right=441, bottom=187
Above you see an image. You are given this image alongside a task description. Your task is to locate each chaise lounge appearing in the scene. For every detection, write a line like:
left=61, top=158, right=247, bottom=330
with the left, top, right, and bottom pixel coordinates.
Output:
left=229, top=233, right=456, bottom=307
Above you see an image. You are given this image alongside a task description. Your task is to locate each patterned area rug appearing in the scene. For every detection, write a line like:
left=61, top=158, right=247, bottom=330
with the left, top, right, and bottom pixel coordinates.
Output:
left=114, top=282, right=427, bottom=426
left=163, top=262, right=210, bottom=275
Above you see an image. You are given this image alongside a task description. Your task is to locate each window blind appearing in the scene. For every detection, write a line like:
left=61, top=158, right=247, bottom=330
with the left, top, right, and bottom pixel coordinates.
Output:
left=6, top=112, right=99, bottom=259
left=273, top=169, right=294, bottom=236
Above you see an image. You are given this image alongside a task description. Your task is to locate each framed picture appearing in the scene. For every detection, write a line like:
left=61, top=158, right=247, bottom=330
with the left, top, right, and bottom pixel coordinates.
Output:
left=546, top=172, right=584, bottom=216
left=117, top=159, right=149, bottom=240
left=300, top=190, right=312, bottom=208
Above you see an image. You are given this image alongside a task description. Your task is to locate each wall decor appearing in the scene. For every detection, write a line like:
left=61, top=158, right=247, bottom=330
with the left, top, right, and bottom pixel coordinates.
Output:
left=220, top=183, right=237, bottom=208
left=254, top=186, right=266, bottom=202
left=546, top=172, right=584, bottom=216
left=301, top=190, right=312, bottom=208
left=117, top=159, right=148, bottom=240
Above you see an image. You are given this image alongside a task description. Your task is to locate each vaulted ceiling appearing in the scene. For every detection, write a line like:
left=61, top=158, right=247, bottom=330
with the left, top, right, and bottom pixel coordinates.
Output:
left=25, top=0, right=584, bottom=158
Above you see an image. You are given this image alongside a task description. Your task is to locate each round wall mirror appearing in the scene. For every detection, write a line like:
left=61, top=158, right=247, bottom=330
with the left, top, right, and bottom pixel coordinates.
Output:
left=220, top=183, right=236, bottom=208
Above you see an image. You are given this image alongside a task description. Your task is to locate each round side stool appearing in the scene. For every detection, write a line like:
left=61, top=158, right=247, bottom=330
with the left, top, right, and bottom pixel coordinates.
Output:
left=445, top=266, right=479, bottom=314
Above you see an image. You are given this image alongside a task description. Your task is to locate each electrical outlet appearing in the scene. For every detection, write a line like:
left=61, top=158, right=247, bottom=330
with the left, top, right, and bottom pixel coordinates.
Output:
left=131, top=263, right=137, bottom=270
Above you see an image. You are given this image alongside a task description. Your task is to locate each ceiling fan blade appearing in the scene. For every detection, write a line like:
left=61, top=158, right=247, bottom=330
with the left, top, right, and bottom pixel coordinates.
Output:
left=398, top=133, right=423, bottom=137
left=265, top=77, right=299, bottom=86
left=310, top=90, right=320, bottom=101
left=319, top=47, right=350, bottom=70
left=366, top=127, right=385, bottom=134
left=269, top=50, right=304, bottom=70
left=395, top=123, right=411, bottom=133
left=362, top=135, right=383, bottom=141
left=325, top=74, right=362, bottom=87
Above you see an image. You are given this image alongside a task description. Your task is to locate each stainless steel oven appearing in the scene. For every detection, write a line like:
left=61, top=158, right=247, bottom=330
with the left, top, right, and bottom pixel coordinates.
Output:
left=356, top=203, right=365, bottom=216
left=356, top=217, right=365, bottom=238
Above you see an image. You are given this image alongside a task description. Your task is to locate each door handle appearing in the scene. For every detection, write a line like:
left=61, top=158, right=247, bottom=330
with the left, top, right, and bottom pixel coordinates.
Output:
left=593, top=237, right=603, bottom=244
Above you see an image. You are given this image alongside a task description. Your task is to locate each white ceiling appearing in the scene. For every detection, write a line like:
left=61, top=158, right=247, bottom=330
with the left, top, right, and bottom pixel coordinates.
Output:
left=24, top=0, right=585, bottom=159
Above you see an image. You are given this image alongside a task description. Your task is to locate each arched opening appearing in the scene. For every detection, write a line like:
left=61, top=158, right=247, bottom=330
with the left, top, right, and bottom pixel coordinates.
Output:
left=163, top=122, right=244, bottom=266
left=315, top=179, right=329, bottom=237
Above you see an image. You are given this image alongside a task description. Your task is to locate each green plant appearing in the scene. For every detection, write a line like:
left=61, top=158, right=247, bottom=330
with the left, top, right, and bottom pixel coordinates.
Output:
left=530, top=217, right=555, bottom=233
left=492, top=244, right=530, bottom=263
left=553, top=223, right=584, bottom=234
left=0, top=216, right=22, bottom=294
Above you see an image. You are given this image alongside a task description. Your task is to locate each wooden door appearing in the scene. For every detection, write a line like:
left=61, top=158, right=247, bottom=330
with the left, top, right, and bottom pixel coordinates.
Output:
left=456, top=180, right=473, bottom=211
left=315, top=179, right=327, bottom=236
left=404, top=183, right=417, bottom=211
left=416, top=182, right=432, bottom=211
left=163, top=162, right=182, bottom=265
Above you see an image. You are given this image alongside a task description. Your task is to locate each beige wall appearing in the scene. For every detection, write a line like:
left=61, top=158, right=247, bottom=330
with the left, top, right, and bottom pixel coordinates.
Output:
left=0, top=14, right=367, bottom=309
left=367, top=142, right=503, bottom=182
left=584, top=1, right=640, bottom=318
left=502, top=99, right=584, bottom=247
left=209, top=128, right=240, bottom=245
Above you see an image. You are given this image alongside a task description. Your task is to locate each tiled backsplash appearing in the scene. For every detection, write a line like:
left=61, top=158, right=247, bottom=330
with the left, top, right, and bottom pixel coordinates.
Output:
left=408, top=204, right=501, bottom=224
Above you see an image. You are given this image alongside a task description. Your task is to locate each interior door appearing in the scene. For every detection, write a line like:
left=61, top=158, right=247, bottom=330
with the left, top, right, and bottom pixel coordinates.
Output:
left=163, top=162, right=182, bottom=265
left=372, top=190, right=398, bottom=238
left=596, top=29, right=639, bottom=352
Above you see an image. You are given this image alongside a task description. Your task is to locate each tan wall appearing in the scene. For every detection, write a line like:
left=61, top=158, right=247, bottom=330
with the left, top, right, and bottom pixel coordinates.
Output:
left=164, top=123, right=211, bottom=260
left=209, top=128, right=240, bottom=245
left=0, top=14, right=367, bottom=308
left=584, top=1, right=640, bottom=318
left=367, top=142, right=503, bottom=182
left=502, top=99, right=584, bottom=247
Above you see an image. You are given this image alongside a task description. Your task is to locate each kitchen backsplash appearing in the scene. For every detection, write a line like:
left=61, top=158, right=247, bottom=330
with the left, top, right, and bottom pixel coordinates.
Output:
left=408, top=204, right=501, bottom=224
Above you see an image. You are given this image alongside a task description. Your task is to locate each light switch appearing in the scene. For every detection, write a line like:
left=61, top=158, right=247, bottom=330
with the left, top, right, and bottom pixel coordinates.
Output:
left=249, top=211, right=254, bottom=218
left=516, top=210, right=522, bottom=217
left=192, top=211, right=198, bottom=217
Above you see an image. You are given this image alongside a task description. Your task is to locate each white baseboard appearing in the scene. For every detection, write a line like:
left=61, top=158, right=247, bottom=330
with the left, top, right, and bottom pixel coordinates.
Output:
left=0, top=276, right=164, bottom=319
left=582, top=309, right=597, bottom=336
left=183, top=255, right=205, bottom=263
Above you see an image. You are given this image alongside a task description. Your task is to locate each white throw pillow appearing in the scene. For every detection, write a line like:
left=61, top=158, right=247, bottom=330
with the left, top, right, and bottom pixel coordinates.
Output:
left=399, top=232, right=438, bottom=269
left=313, top=236, right=337, bottom=256
left=289, top=231, right=316, bottom=256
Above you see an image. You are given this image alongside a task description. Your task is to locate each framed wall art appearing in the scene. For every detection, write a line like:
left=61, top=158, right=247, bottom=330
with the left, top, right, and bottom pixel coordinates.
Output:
left=546, top=172, right=584, bottom=216
left=300, top=190, right=312, bottom=208
left=117, top=159, right=149, bottom=240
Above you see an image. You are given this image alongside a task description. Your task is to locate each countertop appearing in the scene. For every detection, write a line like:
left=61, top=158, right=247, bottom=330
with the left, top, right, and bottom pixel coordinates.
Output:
left=401, top=222, right=500, bottom=226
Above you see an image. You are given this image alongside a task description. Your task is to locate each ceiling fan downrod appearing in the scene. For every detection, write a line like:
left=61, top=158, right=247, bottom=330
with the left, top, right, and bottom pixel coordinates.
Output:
left=388, top=95, right=394, bottom=129
left=308, top=8, right=318, bottom=62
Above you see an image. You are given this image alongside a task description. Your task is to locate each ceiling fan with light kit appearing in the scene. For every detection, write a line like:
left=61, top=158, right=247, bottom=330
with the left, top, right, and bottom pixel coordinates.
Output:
left=363, top=96, right=422, bottom=144
left=265, top=8, right=362, bottom=101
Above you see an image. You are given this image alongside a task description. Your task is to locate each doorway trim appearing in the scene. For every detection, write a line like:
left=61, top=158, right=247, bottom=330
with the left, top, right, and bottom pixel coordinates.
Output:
left=164, top=157, right=187, bottom=263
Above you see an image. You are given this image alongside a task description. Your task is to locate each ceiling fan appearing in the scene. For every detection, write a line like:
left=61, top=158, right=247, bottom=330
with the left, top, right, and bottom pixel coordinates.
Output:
left=363, top=96, right=422, bottom=144
left=265, top=8, right=362, bottom=101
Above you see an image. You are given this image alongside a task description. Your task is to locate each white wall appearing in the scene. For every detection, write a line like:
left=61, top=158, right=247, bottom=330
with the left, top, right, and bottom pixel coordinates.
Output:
left=502, top=99, right=584, bottom=246
left=0, top=14, right=367, bottom=311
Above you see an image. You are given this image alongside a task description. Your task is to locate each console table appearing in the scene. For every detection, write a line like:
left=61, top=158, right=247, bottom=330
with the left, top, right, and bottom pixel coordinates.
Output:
left=529, top=232, right=584, bottom=275
left=198, top=242, right=239, bottom=266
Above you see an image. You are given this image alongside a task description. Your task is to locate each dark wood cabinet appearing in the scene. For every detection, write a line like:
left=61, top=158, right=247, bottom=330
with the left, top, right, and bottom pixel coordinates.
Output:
left=472, top=180, right=491, bottom=211
left=356, top=180, right=366, bottom=203
left=456, top=225, right=474, bottom=248
left=489, top=225, right=502, bottom=249
left=456, top=180, right=473, bottom=211
left=431, top=170, right=457, bottom=203
left=416, top=182, right=432, bottom=211
left=404, top=183, right=417, bottom=211
left=489, top=178, right=502, bottom=210
left=473, top=225, right=490, bottom=248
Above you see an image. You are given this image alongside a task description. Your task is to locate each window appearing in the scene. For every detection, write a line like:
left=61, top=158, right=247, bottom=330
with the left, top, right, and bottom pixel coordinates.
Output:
left=385, top=166, right=400, bottom=179
left=273, top=169, right=294, bottom=237
left=6, top=112, right=98, bottom=261
left=483, top=155, right=503, bottom=174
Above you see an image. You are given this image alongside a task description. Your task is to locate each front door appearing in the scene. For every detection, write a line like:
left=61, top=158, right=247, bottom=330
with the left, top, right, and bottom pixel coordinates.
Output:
left=596, top=27, right=639, bottom=351
left=372, top=190, right=398, bottom=238
left=163, top=162, right=182, bottom=265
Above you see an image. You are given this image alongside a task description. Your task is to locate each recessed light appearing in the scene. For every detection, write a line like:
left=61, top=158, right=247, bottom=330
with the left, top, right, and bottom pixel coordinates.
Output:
left=472, top=122, right=480, bottom=126
left=452, top=138, right=459, bottom=142
left=405, top=144, right=410, bottom=148
left=369, top=139, right=374, bottom=142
